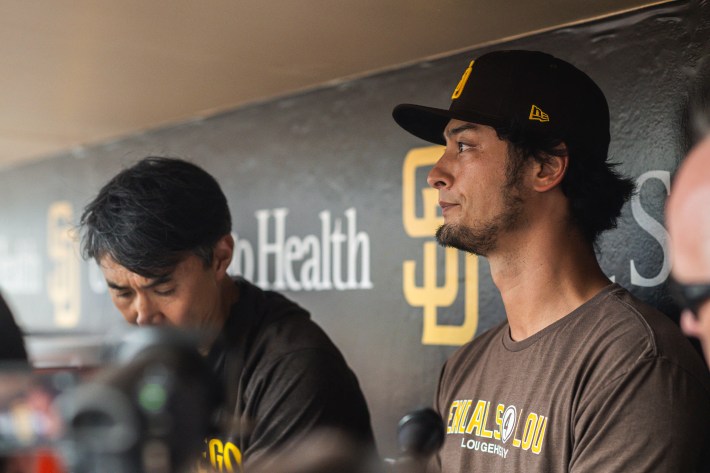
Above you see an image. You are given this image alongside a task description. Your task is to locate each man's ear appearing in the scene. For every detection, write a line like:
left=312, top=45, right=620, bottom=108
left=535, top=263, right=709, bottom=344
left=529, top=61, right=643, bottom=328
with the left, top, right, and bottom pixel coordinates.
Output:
left=532, top=143, right=569, bottom=193
left=212, top=234, right=234, bottom=279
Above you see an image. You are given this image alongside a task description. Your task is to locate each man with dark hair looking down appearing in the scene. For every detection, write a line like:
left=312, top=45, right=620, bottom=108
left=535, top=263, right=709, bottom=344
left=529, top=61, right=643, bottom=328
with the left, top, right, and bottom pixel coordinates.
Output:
left=79, top=157, right=374, bottom=472
left=393, top=50, right=710, bottom=472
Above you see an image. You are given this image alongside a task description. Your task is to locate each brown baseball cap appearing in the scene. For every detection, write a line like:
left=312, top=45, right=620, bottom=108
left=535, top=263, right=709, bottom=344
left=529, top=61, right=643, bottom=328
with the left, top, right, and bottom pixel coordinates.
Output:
left=392, top=50, right=610, bottom=158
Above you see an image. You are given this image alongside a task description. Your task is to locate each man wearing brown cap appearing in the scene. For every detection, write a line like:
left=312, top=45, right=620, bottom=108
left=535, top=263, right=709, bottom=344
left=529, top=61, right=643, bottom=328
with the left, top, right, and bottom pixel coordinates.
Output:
left=393, top=50, right=710, bottom=472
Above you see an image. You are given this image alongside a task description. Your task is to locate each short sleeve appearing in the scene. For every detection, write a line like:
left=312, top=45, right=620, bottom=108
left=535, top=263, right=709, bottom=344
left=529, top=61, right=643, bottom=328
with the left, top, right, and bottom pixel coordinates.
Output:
left=570, top=357, right=710, bottom=472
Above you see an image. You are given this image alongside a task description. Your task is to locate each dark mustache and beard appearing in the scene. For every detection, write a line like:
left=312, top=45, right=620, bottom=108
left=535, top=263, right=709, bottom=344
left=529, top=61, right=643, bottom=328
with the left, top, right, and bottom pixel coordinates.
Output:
left=435, top=154, right=527, bottom=256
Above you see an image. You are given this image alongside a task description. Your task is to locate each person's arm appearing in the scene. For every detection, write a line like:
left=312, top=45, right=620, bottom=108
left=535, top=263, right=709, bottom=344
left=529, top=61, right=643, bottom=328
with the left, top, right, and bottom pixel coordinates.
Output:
left=570, top=356, right=710, bottom=472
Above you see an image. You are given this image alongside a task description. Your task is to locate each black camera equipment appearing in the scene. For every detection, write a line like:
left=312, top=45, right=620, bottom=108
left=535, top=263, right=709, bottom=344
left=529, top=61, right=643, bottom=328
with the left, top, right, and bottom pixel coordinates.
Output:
left=385, top=407, right=445, bottom=473
left=55, top=327, right=221, bottom=473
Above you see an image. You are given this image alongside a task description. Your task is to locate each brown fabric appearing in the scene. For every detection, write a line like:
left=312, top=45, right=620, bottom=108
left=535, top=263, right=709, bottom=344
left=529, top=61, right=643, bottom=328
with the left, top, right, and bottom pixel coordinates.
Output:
left=432, top=284, right=710, bottom=472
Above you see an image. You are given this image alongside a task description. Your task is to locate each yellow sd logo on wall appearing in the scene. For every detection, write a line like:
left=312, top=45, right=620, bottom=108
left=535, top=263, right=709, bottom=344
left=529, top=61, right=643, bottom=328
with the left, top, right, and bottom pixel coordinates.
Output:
left=47, top=201, right=80, bottom=328
left=401, top=146, right=479, bottom=346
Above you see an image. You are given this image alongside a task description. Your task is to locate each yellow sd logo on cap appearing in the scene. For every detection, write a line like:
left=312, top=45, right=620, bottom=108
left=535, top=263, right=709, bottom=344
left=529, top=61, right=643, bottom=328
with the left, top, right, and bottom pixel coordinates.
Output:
left=451, top=60, right=474, bottom=100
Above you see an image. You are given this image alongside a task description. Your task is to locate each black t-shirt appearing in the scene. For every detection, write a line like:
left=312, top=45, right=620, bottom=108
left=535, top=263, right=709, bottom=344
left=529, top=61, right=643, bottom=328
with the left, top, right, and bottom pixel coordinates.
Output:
left=0, top=293, right=27, bottom=363
left=201, top=278, right=374, bottom=472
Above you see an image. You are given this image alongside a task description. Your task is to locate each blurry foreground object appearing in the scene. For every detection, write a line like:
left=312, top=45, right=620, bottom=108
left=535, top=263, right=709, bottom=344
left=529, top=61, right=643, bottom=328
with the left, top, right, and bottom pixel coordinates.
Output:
left=683, top=57, right=710, bottom=151
left=55, top=327, right=220, bottom=473
left=667, top=134, right=710, bottom=367
left=0, top=373, right=67, bottom=473
left=386, top=408, right=444, bottom=473
left=0, top=292, right=65, bottom=473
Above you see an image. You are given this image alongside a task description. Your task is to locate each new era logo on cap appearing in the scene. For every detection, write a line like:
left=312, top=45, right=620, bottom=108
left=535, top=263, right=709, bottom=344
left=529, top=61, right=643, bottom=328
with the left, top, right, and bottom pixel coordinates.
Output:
left=529, top=105, right=549, bottom=122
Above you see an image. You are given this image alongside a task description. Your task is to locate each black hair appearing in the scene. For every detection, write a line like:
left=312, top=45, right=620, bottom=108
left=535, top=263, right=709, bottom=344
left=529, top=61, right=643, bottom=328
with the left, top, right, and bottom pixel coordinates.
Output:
left=80, top=157, right=232, bottom=277
left=495, top=120, right=635, bottom=245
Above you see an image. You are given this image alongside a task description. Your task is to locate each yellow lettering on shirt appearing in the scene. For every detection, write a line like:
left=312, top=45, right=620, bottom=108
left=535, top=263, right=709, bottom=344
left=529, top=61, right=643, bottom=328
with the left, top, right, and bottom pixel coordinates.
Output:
left=445, top=399, right=549, bottom=458
left=494, top=404, right=504, bottom=440
left=512, top=409, right=523, bottom=448
left=447, top=401, right=460, bottom=434
left=207, top=438, right=242, bottom=472
left=531, top=416, right=547, bottom=454
left=456, top=400, right=472, bottom=434
left=480, top=401, right=493, bottom=438
left=464, top=400, right=488, bottom=435
left=521, top=413, right=538, bottom=451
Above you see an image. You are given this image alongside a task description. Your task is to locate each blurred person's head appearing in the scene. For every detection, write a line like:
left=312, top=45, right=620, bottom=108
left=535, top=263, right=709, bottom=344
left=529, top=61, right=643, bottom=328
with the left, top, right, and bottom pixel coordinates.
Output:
left=667, top=135, right=710, bottom=366
left=667, top=56, right=710, bottom=367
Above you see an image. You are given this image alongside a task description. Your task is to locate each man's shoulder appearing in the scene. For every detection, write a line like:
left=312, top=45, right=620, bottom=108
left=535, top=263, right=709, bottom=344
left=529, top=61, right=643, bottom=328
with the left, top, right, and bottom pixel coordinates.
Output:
left=230, top=277, right=342, bottom=361
left=595, top=285, right=698, bottom=357
left=234, top=277, right=309, bottom=316
left=230, top=277, right=314, bottom=332
left=574, top=284, right=709, bottom=389
left=439, top=285, right=709, bottom=390
left=609, top=287, right=707, bottom=374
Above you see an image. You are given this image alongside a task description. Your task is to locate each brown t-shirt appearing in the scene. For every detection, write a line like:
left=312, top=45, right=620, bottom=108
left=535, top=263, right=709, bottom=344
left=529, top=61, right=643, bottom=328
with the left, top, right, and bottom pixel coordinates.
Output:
left=432, top=284, right=710, bottom=472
